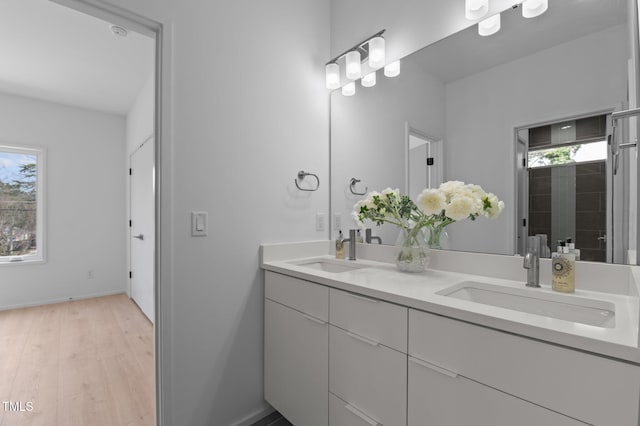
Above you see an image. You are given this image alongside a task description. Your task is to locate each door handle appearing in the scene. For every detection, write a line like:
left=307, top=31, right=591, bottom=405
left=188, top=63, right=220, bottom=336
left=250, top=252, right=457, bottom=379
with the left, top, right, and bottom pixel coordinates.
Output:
left=133, top=234, right=144, bottom=240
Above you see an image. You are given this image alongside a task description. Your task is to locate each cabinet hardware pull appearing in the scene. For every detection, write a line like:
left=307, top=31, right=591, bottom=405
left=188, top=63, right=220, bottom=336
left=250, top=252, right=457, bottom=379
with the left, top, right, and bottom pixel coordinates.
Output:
left=346, top=293, right=379, bottom=303
left=345, top=403, right=380, bottom=426
left=301, top=313, right=326, bottom=325
left=409, top=356, right=458, bottom=379
left=346, top=331, right=379, bottom=347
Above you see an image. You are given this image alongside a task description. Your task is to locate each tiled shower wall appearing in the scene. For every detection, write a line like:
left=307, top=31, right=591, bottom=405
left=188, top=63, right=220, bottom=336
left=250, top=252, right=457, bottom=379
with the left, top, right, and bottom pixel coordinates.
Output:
left=529, top=161, right=606, bottom=262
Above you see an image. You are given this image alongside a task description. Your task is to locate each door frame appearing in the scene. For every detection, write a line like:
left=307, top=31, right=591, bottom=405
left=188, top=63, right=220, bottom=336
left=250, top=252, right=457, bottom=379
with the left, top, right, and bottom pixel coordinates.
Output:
left=51, top=1, right=167, bottom=424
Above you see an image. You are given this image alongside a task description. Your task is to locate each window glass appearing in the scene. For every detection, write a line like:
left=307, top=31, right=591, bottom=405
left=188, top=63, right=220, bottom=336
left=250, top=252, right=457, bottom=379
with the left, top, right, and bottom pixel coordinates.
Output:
left=0, top=145, right=44, bottom=262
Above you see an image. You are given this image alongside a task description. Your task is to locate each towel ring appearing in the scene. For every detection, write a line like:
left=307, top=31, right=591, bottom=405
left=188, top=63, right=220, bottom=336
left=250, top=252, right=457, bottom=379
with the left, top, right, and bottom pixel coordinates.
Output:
left=295, top=171, right=320, bottom=191
left=349, top=178, right=367, bottom=196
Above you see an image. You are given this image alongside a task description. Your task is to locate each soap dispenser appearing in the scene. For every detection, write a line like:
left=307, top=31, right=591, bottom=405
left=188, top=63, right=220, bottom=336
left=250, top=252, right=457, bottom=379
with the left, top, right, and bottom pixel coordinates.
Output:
left=566, top=237, right=581, bottom=261
left=552, top=241, right=575, bottom=293
left=335, top=230, right=346, bottom=259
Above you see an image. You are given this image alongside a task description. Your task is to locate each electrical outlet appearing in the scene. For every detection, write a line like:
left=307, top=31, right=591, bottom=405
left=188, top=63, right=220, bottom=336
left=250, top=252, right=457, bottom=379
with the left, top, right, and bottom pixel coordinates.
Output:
left=316, top=213, right=325, bottom=231
left=333, top=213, right=342, bottom=231
left=87, top=270, right=94, bottom=279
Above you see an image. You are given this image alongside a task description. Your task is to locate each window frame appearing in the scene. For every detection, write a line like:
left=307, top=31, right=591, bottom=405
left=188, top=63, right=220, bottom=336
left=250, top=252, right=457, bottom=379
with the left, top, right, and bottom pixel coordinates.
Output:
left=0, top=144, right=46, bottom=265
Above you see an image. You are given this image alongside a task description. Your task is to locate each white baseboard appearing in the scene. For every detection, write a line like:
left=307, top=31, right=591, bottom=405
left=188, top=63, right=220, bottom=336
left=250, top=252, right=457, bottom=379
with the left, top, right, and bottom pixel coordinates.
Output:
left=0, top=290, right=127, bottom=312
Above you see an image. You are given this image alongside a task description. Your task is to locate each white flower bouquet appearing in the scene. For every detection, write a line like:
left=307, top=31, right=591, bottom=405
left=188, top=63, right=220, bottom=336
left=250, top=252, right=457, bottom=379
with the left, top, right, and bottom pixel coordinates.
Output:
left=353, top=181, right=504, bottom=271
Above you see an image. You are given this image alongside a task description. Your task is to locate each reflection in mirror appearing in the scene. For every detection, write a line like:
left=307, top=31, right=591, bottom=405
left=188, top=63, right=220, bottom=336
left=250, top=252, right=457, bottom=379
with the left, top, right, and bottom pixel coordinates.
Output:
left=330, top=0, right=634, bottom=263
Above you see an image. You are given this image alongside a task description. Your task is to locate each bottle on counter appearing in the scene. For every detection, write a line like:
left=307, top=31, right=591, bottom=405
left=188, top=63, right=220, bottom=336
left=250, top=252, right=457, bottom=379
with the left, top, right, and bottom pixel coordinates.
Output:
left=335, top=230, right=346, bottom=259
left=356, top=229, right=364, bottom=243
left=566, top=237, right=581, bottom=261
left=552, top=241, right=576, bottom=293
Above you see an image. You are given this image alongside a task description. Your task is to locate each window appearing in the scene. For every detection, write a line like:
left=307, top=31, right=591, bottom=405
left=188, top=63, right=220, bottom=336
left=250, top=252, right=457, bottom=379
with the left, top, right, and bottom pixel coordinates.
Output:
left=0, top=145, right=44, bottom=263
left=528, top=140, right=607, bottom=168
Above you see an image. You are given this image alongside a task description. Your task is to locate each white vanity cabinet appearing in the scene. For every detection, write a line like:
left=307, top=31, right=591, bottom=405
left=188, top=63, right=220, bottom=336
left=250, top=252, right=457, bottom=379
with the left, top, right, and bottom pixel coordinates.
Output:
left=264, top=272, right=329, bottom=426
left=328, top=289, right=407, bottom=426
left=409, top=309, right=640, bottom=426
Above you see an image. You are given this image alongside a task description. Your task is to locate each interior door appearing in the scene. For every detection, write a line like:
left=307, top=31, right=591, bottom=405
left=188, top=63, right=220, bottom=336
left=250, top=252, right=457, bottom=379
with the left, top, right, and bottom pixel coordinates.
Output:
left=130, top=136, right=155, bottom=323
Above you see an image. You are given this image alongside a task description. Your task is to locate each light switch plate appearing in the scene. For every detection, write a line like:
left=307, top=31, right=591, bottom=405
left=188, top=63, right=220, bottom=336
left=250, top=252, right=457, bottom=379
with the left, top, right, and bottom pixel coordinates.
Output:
left=191, top=211, right=208, bottom=236
left=316, top=212, right=325, bottom=232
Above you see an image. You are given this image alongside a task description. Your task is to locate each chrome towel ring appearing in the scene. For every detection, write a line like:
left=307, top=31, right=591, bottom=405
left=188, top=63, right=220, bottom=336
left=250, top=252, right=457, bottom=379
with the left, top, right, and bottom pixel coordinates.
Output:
left=295, top=171, right=320, bottom=191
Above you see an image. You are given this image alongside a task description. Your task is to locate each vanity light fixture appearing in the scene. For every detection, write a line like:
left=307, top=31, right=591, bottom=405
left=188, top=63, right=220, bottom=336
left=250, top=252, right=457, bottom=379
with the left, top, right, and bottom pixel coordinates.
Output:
left=384, top=60, right=401, bottom=78
left=478, top=13, right=501, bottom=36
left=361, top=71, right=376, bottom=87
left=325, top=29, right=386, bottom=92
left=465, top=0, right=489, bottom=20
left=325, top=63, right=340, bottom=90
left=345, top=50, right=362, bottom=80
left=522, top=0, right=548, bottom=18
left=342, top=81, right=356, bottom=96
left=368, top=36, right=386, bottom=69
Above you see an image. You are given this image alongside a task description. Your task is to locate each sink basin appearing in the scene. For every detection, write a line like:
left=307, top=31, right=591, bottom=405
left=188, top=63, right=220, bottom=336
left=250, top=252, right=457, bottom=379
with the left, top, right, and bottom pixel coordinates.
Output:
left=291, top=258, right=369, bottom=273
left=437, top=281, right=615, bottom=328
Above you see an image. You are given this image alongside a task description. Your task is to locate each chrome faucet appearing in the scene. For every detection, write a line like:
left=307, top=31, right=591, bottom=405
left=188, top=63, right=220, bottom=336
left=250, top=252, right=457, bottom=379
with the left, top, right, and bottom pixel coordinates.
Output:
left=342, top=229, right=357, bottom=260
left=523, top=235, right=541, bottom=288
left=365, top=228, right=382, bottom=244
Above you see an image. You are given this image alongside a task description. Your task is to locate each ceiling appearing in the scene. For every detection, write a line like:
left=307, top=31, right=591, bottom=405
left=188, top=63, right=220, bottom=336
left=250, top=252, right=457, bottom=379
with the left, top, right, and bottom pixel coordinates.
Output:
left=412, top=0, right=628, bottom=83
left=0, top=0, right=155, bottom=116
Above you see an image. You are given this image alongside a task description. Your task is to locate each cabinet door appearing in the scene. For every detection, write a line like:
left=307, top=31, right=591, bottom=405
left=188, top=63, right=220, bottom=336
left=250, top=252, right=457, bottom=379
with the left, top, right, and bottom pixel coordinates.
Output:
left=408, top=356, right=588, bottom=426
left=330, top=325, right=406, bottom=426
left=265, top=299, right=328, bottom=426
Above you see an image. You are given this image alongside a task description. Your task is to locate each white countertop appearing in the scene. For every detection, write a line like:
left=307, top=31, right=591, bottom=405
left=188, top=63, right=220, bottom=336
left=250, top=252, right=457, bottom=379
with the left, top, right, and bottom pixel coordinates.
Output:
left=260, top=241, right=640, bottom=364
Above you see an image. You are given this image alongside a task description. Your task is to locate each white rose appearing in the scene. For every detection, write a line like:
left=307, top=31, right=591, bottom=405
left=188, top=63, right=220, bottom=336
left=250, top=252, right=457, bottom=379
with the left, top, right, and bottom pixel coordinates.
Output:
left=445, top=195, right=475, bottom=221
left=485, top=193, right=504, bottom=219
left=416, top=188, right=446, bottom=216
left=439, top=181, right=465, bottom=200
left=363, top=191, right=380, bottom=209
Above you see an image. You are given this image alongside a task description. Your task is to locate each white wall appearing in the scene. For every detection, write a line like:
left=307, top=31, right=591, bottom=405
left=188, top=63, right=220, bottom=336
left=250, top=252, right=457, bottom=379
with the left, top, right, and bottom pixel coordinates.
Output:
left=331, top=57, right=445, bottom=244
left=444, top=25, right=629, bottom=255
left=91, top=1, right=330, bottom=425
left=0, top=92, right=127, bottom=309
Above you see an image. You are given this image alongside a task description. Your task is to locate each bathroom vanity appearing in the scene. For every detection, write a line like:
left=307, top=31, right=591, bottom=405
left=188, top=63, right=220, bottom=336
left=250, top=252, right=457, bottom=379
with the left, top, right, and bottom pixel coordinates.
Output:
left=261, top=241, right=640, bottom=426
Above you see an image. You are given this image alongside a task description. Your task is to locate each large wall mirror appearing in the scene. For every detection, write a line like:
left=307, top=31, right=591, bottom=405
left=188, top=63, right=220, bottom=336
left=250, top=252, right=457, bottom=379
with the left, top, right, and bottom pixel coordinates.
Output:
left=330, top=0, right=637, bottom=264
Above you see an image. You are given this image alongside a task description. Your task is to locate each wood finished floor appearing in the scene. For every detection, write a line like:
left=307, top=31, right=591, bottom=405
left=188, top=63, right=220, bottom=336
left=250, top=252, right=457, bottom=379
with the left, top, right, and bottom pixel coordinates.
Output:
left=0, top=294, right=155, bottom=426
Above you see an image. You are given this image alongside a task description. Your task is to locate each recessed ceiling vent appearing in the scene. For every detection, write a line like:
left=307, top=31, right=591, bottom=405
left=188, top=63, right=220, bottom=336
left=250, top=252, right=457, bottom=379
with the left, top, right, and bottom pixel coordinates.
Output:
left=110, top=25, right=128, bottom=37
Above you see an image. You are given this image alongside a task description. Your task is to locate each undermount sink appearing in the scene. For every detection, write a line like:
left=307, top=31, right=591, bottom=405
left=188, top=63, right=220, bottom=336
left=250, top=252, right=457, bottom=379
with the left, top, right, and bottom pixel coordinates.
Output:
left=437, top=281, right=615, bottom=328
left=291, top=258, right=369, bottom=273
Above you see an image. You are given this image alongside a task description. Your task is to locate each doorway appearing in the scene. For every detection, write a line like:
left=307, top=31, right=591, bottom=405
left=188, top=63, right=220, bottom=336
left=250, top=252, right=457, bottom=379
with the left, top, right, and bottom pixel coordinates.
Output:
left=0, top=0, right=160, bottom=424
left=406, top=125, right=443, bottom=200
left=516, top=113, right=617, bottom=262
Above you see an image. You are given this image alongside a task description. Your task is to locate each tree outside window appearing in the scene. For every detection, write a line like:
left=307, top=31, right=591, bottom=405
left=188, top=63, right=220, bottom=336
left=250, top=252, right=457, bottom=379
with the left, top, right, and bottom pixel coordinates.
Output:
left=0, top=146, right=43, bottom=262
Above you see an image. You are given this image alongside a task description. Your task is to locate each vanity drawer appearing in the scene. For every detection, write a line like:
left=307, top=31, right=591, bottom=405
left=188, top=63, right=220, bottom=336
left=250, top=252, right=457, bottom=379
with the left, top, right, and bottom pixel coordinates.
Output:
left=329, top=325, right=406, bottom=426
left=409, top=309, right=640, bottom=426
left=330, top=288, right=407, bottom=352
left=408, top=355, right=588, bottom=426
left=265, top=271, right=328, bottom=321
left=330, top=392, right=381, bottom=426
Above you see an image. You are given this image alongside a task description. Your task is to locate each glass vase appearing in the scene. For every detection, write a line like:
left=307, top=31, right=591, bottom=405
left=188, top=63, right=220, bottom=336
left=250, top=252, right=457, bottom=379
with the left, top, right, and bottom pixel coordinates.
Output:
left=427, top=225, right=450, bottom=250
left=394, top=227, right=429, bottom=272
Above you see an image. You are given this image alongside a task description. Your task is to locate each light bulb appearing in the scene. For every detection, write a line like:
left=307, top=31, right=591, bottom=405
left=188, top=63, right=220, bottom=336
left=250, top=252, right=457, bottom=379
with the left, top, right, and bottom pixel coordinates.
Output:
left=384, top=60, right=400, bottom=78
left=346, top=50, right=362, bottom=80
left=342, top=82, right=356, bottom=96
left=361, top=72, right=376, bottom=87
left=522, top=0, right=548, bottom=18
left=465, top=0, right=489, bottom=20
left=478, top=14, right=501, bottom=36
left=368, top=36, right=385, bottom=69
left=325, top=63, right=340, bottom=90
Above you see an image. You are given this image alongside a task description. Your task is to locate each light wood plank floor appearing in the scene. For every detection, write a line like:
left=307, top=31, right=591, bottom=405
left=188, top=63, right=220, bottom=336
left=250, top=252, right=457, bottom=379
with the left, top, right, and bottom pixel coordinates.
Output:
left=0, top=294, right=155, bottom=426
